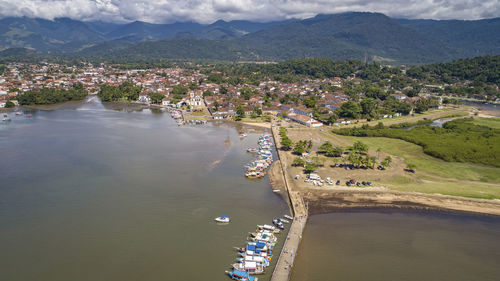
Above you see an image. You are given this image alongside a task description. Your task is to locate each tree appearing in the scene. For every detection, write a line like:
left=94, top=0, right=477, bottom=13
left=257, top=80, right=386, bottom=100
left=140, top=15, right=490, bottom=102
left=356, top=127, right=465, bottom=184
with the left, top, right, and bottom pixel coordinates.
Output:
left=319, top=141, right=333, bottom=153
left=235, top=105, right=245, bottom=121
left=255, top=107, right=263, bottom=116
left=5, top=100, right=15, bottom=108
left=304, top=162, right=316, bottom=174
left=203, top=90, right=214, bottom=97
left=149, top=92, right=165, bottom=104
left=353, top=141, right=368, bottom=153
left=306, top=140, right=313, bottom=151
left=213, top=101, right=220, bottom=111
left=293, top=157, right=305, bottom=167
left=293, top=141, right=306, bottom=155
left=304, top=96, right=316, bottom=108
left=325, top=146, right=343, bottom=157
left=280, top=137, right=293, bottom=151
left=382, top=156, right=392, bottom=168
left=172, top=85, right=188, bottom=96
left=360, top=97, right=377, bottom=118
left=328, top=113, right=338, bottom=124
left=369, top=156, right=377, bottom=169
left=337, top=100, right=361, bottom=120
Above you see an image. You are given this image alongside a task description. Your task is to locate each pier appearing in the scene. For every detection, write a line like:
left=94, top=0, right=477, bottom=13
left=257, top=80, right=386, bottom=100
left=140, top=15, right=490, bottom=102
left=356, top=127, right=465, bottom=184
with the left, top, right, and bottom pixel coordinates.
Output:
left=270, top=121, right=308, bottom=281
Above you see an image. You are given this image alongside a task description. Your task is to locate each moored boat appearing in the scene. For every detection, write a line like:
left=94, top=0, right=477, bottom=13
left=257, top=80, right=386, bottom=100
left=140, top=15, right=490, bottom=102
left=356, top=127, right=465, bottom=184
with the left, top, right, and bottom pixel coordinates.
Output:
left=225, top=270, right=258, bottom=281
left=215, top=215, right=230, bottom=223
left=272, top=218, right=284, bottom=229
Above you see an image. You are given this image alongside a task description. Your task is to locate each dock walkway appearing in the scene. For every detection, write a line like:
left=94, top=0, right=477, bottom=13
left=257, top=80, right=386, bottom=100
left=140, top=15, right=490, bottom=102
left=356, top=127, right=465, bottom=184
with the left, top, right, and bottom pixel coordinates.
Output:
left=270, top=121, right=308, bottom=281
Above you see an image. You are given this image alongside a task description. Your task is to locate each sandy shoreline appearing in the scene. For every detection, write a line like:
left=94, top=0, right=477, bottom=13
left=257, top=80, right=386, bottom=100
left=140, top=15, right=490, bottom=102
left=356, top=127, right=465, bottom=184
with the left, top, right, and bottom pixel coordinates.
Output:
left=302, top=189, right=500, bottom=216
left=240, top=121, right=272, bottom=129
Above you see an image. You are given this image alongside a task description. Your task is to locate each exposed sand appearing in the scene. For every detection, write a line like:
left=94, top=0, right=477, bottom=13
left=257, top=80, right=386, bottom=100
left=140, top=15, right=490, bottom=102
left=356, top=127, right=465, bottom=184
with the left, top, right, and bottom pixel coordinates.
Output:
left=240, top=121, right=272, bottom=129
left=302, top=189, right=500, bottom=216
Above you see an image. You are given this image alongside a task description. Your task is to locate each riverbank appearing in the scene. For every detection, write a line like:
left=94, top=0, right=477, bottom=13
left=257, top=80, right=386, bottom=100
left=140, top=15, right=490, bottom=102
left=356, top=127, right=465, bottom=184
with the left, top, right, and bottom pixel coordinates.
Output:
left=302, top=189, right=500, bottom=216
left=240, top=121, right=272, bottom=129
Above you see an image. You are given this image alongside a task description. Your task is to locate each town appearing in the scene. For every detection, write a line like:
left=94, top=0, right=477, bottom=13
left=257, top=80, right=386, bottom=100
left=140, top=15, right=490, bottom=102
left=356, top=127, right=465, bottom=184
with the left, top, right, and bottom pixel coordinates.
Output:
left=2, top=59, right=498, bottom=127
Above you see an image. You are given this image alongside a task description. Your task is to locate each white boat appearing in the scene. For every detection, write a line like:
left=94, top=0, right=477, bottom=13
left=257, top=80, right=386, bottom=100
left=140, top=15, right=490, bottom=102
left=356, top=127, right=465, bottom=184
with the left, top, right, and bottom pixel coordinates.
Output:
left=280, top=218, right=290, bottom=223
left=284, top=215, right=294, bottom=220
left=214, top=215, right=230, bottom=223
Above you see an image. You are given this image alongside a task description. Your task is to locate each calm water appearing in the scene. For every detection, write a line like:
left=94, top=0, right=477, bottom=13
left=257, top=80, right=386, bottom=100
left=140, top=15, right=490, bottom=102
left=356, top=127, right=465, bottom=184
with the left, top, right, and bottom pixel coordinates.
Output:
left=0, top=99, right=288, bottom=281
left=292, top=211, right=500, bottom=281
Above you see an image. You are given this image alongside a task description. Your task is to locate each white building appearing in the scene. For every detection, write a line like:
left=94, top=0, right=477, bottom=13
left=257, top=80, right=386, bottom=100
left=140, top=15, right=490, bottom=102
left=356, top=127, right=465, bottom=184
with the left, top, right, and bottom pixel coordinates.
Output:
left=188, top=91, right=203, bottom=107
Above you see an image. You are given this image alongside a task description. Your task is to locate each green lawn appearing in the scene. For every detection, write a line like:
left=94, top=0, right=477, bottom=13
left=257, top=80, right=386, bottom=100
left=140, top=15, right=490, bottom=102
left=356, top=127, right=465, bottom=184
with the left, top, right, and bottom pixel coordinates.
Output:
left=471, top=117, right=500, bottom=129
left=337, top=135, right=500, bottom=199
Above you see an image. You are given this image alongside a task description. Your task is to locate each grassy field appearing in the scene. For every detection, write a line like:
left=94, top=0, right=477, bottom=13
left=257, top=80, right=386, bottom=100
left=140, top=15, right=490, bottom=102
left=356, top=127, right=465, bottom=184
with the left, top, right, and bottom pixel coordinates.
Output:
left=338, top=135, right=500, bottom=199
left=471, top=117, right=500, bottom=129
left=336, top=106, right=471, bottom=128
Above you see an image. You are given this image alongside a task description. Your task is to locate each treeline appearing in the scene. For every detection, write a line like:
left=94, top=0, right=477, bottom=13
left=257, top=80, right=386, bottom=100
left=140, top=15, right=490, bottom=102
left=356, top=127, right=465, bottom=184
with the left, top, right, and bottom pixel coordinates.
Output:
left=212, top=58, right=400, bottom=83
left=98, top=81, right=142, bottom=102
left=333, top=118, right=500, bottom=167
left=407, top=55, right=500, bottom=85
left=16, top=83, right=87, bottom=105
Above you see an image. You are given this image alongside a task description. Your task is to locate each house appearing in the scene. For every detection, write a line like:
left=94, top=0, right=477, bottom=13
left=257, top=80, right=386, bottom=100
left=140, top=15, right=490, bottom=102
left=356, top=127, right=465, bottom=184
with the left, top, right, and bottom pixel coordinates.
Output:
left=138, top=94, right=150, bottom=103
left=286, top=113, right=323, bottom=128
left=162, top=98, right=170, bottom=106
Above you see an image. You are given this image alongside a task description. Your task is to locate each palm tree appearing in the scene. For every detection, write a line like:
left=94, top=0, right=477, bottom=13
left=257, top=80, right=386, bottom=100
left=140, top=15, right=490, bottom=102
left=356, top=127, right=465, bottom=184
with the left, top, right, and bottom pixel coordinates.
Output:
left=370, top=156, right=377, bottom=169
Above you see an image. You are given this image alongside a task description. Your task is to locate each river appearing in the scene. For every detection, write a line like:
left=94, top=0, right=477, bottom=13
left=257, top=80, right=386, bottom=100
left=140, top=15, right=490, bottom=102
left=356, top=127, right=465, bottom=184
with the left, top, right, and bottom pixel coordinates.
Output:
left=2, top=99, right=500, bottom=281
left=292, top=211, right=500, bottom=281
left=0, top=99, right=288, bottom=281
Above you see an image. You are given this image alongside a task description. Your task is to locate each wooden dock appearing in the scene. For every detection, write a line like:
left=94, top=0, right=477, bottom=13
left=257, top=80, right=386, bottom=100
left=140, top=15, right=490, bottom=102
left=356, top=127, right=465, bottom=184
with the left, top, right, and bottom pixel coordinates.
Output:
left=270, top=122, right=308, bottom=281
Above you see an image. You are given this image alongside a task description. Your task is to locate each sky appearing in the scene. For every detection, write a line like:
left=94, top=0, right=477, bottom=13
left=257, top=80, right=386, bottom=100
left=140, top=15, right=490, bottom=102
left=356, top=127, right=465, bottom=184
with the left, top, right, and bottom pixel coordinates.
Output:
left=0, top=0, right=498, bottom=24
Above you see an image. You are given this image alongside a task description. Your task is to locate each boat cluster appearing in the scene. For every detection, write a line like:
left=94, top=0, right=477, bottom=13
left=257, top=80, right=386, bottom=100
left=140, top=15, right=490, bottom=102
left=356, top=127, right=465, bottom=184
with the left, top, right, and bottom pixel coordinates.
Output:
left=226, top=215, right=293, bottom=281
left=3, top=112, right=32, bottom=122
left=245, top=135, right=274, bottom=179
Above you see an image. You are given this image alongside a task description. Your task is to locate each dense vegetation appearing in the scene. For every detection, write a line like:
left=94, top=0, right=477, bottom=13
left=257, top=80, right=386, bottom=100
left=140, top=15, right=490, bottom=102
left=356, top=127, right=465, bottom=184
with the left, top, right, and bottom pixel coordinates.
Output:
left=16, top=83, right=87, bottom=105
left=97, top=81, right=142, bottom=102
left=333, top=118, right=500, bottom=167
left=408, top=55, right=500, bottom=85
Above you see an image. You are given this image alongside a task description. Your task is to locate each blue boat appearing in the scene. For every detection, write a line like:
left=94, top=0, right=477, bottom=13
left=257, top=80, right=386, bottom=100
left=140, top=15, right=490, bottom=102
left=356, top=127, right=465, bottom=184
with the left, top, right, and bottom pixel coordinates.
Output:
left=225, top=269, right=258, bottom=281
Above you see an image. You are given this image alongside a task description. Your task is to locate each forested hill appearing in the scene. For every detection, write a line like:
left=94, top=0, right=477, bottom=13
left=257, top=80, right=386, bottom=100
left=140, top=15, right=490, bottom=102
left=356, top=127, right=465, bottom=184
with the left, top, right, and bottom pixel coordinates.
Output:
left=0, top=12, right=499, bottom=64
left=407, top=55, right=500, bottom=85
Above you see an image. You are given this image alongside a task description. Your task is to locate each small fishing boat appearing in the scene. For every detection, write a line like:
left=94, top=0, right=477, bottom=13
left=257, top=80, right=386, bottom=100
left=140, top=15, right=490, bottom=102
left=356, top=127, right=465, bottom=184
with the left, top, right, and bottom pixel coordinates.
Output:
left=215, top=215, right=230, bottom=223
left=272, top=218, right=284, bottom=229
left=240, top=133, right=248, bottom=138
left=25, top=114, right=32, bottom=118
left=225, top=269, right=258, bottom=281
left=284, top=215, right=294, bottom=220
left=280, top=218, right=290, bottom=223
left=15, top=112, right=22, bottom=115
left=2, top=114, right=11, bottom=121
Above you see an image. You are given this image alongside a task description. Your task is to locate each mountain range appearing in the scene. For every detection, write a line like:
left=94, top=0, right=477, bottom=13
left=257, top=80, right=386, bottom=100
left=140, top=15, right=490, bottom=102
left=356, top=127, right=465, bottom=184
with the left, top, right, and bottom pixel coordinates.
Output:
left=0, top=12, right=498, bottom=64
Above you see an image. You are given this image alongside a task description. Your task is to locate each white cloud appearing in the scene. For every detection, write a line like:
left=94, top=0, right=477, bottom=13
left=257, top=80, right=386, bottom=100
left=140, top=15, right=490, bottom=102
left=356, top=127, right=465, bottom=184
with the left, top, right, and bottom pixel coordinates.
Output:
left=0, top=0, right=498, bottom=23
